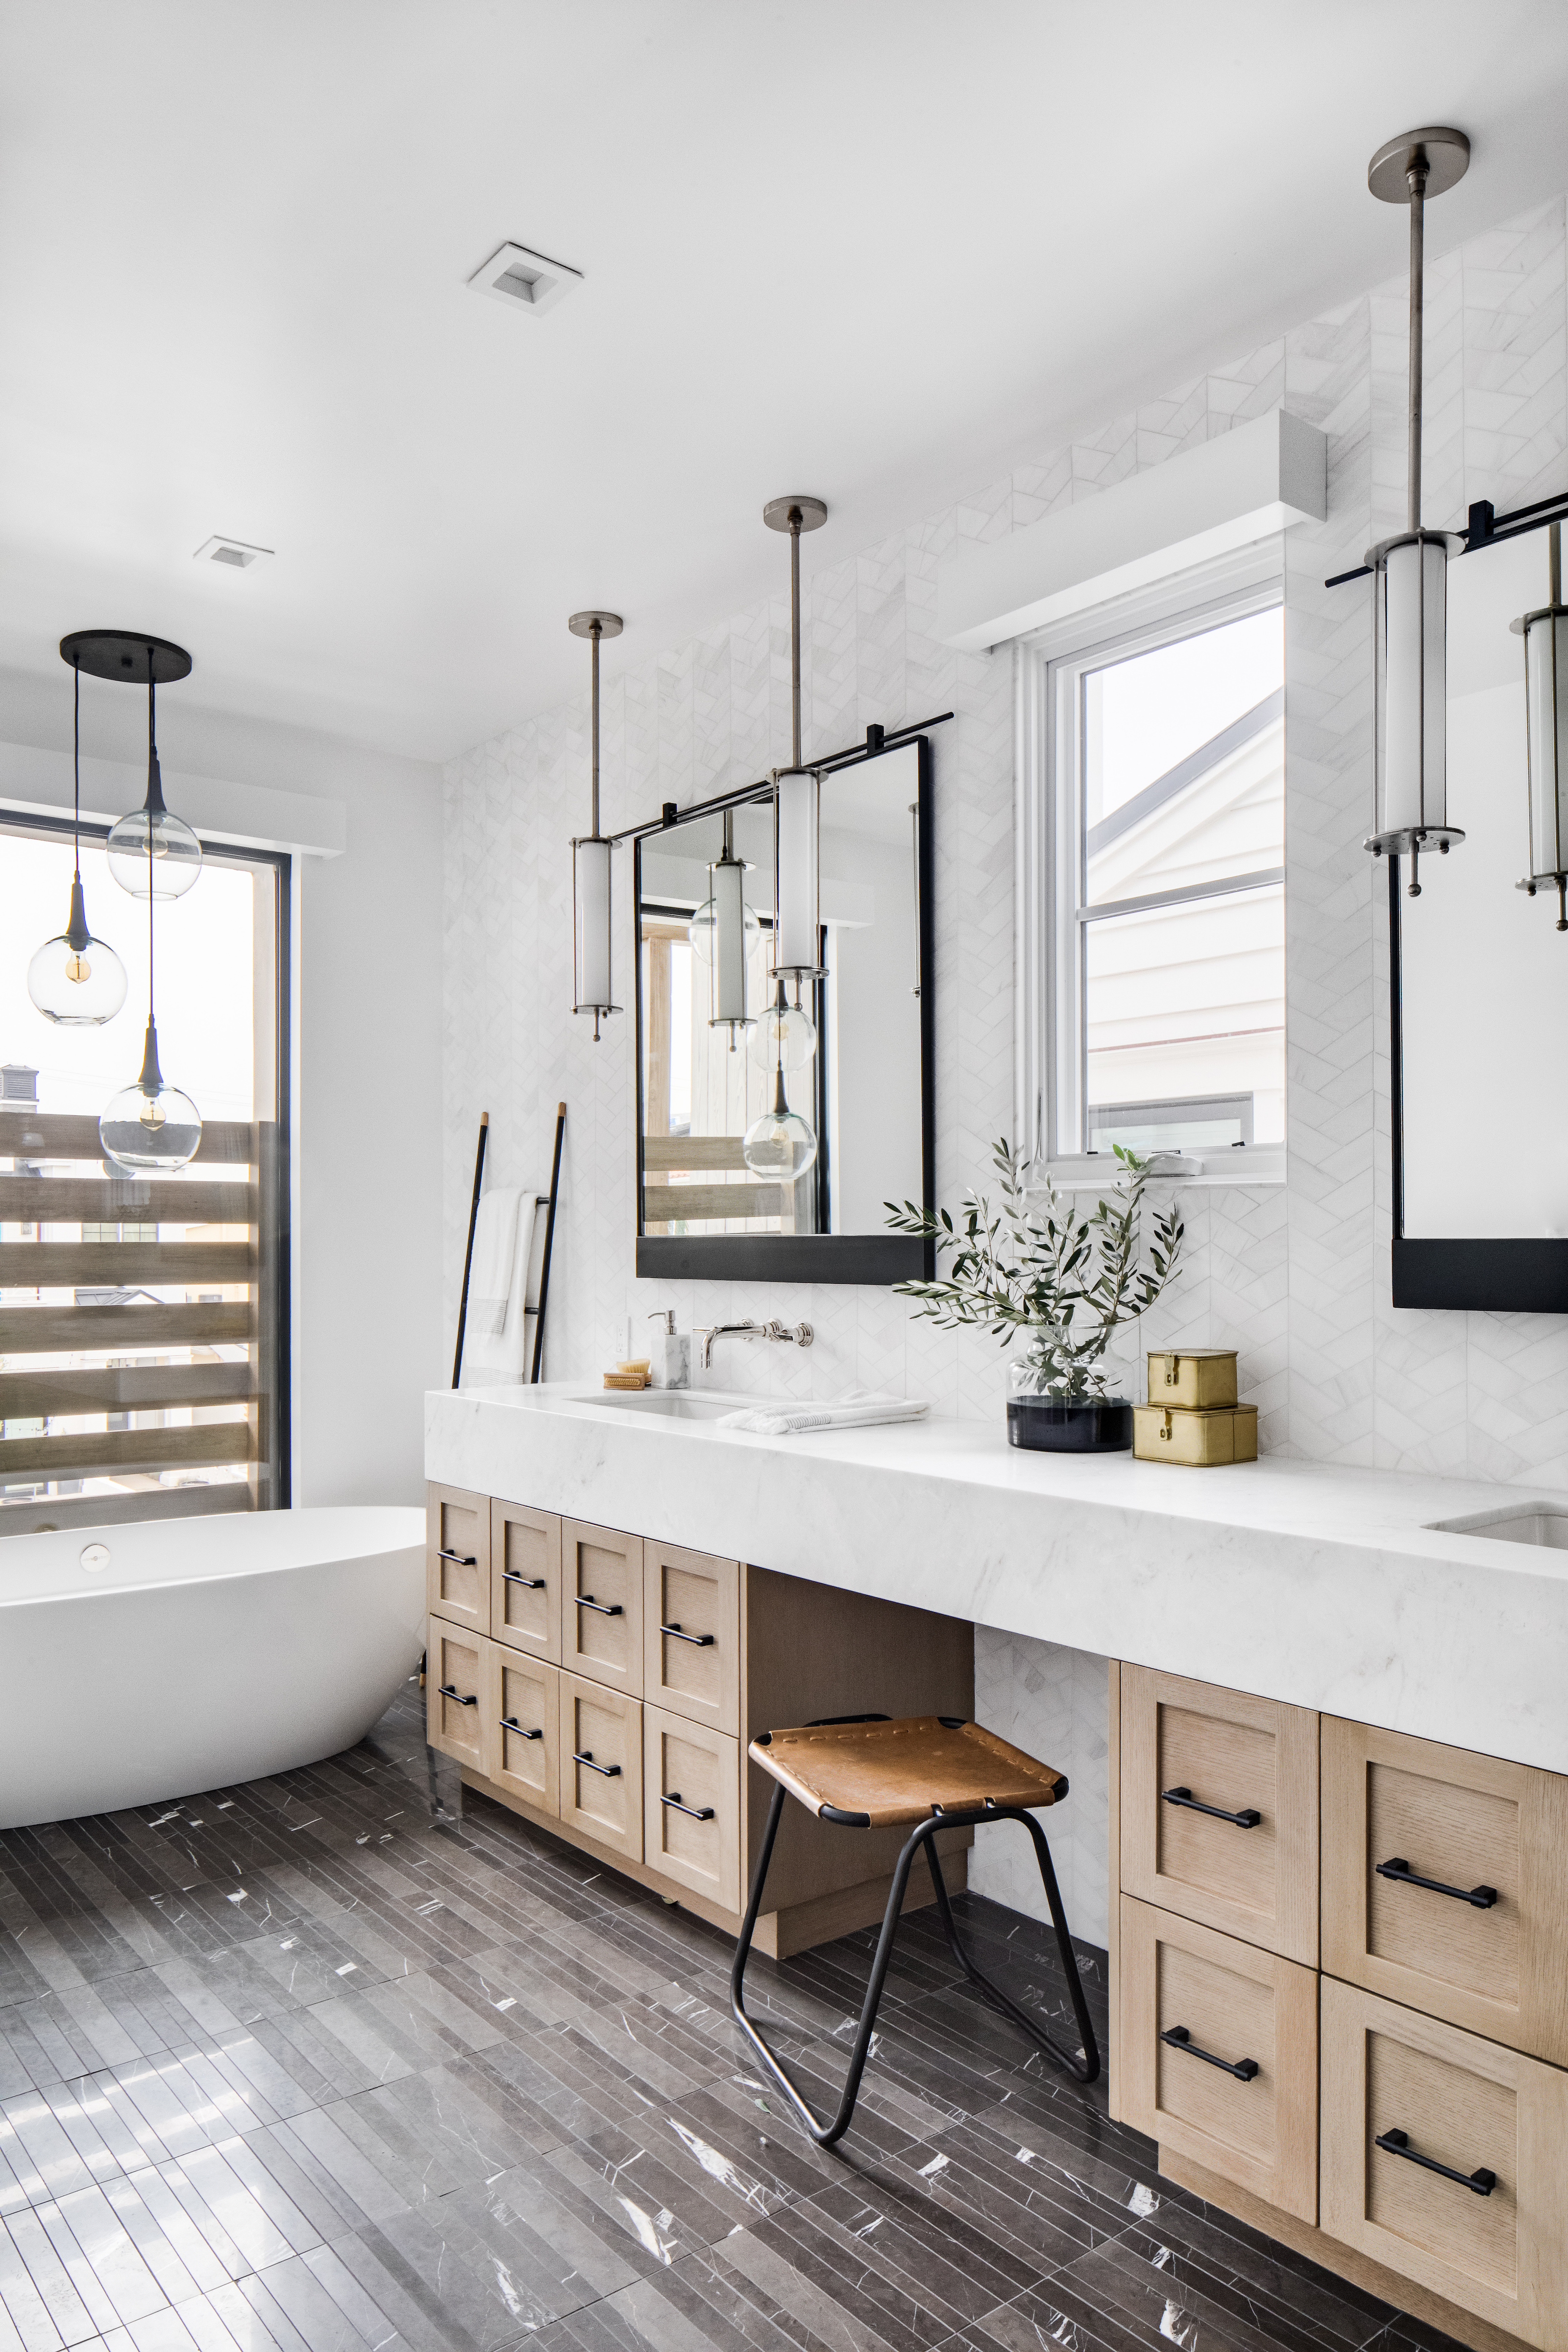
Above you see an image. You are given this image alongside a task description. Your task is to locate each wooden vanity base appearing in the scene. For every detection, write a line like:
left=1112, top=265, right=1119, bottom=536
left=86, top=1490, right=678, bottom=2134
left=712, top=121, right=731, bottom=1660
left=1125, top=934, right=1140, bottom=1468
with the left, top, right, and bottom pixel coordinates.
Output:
left=1162, top=2151, right=1534, bottom=2352
left=461, top=1764, right=967, bottom=1960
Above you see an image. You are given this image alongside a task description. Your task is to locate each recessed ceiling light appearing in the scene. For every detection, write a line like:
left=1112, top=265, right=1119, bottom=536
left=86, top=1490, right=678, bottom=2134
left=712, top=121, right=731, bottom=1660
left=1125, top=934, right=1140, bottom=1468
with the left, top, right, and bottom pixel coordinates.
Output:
left=194, top=536, right=272, bottom=571
left=467, top=241, right=582, bottom=317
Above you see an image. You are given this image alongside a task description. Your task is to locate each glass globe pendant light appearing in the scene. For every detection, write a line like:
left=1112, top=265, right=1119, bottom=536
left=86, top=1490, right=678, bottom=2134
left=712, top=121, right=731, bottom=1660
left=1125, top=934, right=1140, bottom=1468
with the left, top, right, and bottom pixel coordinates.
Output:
left=568, top=610, right=623, bottom=1040
left=99, top=828, right=201, bottom=1175
left=1362, top=129, right=1470, bottom=898
left=749, top=973, right=815, bottom=1075
left=102, top=637, right=202, bottom=897
left=27, top=653, right=127, bottom=1026
left=743, top=1060, right=818, bottom=1183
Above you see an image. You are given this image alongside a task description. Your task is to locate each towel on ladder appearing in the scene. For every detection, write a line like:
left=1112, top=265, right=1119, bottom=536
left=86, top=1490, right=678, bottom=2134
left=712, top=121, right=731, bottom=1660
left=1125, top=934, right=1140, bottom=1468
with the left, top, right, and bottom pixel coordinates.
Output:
left=461, top=1188, right=539, bottom=1384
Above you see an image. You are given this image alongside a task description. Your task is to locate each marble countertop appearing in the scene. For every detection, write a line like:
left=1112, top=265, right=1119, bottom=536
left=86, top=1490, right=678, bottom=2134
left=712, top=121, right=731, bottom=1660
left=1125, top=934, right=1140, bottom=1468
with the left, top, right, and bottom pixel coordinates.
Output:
left=425, top=1384, right=1568, bottom=1776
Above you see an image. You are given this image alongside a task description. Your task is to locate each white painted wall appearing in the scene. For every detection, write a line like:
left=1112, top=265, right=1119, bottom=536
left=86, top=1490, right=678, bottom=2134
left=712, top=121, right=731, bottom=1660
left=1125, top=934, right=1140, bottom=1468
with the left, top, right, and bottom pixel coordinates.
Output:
left=0, top=670, right=444, bottom=1509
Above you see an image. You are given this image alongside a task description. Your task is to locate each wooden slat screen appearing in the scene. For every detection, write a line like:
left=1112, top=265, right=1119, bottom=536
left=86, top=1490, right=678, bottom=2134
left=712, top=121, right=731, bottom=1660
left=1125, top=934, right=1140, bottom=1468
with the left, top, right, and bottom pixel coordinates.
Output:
left=0, top=1110, right=279, bottom=1535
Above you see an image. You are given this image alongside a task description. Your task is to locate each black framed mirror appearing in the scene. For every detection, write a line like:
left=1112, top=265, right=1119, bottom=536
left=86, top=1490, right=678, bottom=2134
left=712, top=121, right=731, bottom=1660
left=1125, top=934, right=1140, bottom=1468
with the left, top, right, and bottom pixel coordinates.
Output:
left=1391, top=525, right=1568, bottom=1310
left=634, top=735, right=934, bottom=1284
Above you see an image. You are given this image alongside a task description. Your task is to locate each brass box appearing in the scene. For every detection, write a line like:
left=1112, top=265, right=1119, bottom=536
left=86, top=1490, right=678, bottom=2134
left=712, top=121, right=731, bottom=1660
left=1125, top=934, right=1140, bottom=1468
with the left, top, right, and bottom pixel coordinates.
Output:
left=1133, top=1402, right=1258, bottom=1466
left=1146, top=1348, right=1238, bottom=1410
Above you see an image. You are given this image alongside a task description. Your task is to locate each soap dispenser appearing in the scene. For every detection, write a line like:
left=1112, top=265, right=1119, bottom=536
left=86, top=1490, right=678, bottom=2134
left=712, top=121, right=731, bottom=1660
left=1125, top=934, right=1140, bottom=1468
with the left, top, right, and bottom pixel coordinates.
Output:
left=647, top=1309, right=689, bottom=1391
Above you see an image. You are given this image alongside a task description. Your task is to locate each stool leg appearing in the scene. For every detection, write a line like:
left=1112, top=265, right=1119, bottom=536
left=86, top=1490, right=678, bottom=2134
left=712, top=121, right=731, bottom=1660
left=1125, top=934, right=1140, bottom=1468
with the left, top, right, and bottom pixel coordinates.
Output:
left=731, top=1800, right=930, bottom=2149
left=924, top=1810, right=1101, bottom=2084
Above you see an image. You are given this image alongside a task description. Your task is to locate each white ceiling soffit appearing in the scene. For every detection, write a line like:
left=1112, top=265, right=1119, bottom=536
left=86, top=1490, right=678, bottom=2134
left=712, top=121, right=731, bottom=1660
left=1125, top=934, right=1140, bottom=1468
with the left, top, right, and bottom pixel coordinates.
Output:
left=937, top=411, right=1327, bottom=652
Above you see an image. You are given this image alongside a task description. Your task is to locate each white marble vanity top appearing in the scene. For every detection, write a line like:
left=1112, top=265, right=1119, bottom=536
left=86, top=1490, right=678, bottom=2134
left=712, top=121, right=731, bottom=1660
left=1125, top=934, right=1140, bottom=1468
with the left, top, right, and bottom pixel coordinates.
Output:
left=426, top=1383, right=1568, bottom=1776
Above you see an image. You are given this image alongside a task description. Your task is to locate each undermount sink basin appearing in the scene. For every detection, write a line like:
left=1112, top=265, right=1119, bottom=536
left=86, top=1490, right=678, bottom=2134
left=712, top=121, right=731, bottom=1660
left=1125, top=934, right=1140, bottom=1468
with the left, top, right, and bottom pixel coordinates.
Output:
left=1428, top=1502, right=1568, bottom=1549
left=585, top=1390, right=738, bottom=1421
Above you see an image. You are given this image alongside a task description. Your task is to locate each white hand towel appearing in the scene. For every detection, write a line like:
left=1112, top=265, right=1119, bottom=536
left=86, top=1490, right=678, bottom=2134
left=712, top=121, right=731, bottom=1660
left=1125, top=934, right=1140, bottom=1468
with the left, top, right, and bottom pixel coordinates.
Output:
left=466, top=1187, right=522, bottom=1338
left=715, top=1386, right=930, bottom=1437
left=461, top=1189, right=539, bottom=1384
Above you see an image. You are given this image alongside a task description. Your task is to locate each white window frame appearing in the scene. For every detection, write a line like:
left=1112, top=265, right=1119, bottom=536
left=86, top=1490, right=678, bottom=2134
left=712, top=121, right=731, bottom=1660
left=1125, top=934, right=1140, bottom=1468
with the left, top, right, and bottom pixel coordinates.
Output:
left=1015, top=539, right=1287, bottom=1188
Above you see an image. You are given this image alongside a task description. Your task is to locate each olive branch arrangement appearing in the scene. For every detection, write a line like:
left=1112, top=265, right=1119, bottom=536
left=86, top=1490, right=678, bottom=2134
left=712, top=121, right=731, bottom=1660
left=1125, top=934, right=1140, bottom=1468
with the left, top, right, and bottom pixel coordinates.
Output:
left=885, top=1138, right=1184, bottom=1401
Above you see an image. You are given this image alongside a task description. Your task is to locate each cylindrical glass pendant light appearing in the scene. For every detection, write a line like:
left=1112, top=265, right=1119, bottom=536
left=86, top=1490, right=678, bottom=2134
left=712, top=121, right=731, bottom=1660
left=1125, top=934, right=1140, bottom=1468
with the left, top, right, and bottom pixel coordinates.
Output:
left=28, top=655, right=127, bottom=1026
left=1514, top=521, right=1568, bottom=930
left=99, top=822, right=201, bottom=1174
left=704, top=812, right=753, bottom=1048
left=568, top=611, right=624, bottom=1040
left=105, top=648, right=202, bottom=898
left=1362, top=128, right=1470, bottom=897
left=761, top=494, right=829, bottom=976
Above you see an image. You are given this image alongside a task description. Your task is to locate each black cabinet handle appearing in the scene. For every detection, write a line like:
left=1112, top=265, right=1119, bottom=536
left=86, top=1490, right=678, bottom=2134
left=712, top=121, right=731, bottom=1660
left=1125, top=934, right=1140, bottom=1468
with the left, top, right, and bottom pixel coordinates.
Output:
left=1375, top=2128, right=1496, bottom=2196
left=660, top=1622, right=715, bottom=1647
left=1375, top=1857, right=1498, bottom=1909
left=502, top=1570, right=546, bottom=1589
left=438, top=1547, right=476, bottom=1566
left=499, top=1717, right=543, bottom=1740
left=575, top=1594, right=623, bottom=1617
left=1160, top=2025, right=1259, bottom=2081
left=660, top=1791, right=715, bottom=1820
left=438, top=1684, right=478, bottom=1708
left=1162, top=1786, right=1262, bottom=1829
left=573, top=1749, right=622, bottom=1777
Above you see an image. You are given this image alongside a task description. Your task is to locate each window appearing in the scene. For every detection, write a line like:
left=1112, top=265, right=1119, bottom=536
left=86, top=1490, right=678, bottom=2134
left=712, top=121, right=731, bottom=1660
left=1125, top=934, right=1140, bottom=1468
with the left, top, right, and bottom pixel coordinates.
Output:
left=0, top=815, right=289, bottom=1533
left=1026, top=574, right=1285, bottom=1171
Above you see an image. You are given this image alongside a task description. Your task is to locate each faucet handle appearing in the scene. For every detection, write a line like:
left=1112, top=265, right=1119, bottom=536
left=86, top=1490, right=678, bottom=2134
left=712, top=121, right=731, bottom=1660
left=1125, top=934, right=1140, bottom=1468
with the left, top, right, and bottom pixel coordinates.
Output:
left=647, top=1309, right=676, bottom=1335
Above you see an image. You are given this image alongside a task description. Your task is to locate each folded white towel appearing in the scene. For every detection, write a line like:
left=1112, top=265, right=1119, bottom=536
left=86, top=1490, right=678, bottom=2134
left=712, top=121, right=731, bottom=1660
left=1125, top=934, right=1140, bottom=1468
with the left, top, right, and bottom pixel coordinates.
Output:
left=462, top=1189, right=539, bottom=1384
left=716, top=1386, right=930, bottom=1437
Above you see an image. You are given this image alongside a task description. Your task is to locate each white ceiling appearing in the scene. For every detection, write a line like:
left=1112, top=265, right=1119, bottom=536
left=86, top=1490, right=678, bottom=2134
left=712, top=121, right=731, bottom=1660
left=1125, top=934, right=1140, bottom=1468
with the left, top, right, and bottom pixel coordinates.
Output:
left=3, top=0, right=1568, bottom=765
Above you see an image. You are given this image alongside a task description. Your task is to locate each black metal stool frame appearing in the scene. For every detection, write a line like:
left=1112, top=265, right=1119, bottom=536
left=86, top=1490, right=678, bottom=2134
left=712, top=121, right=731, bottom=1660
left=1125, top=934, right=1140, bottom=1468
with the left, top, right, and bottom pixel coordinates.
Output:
left=730, top=1767, right=1102, bottom=2149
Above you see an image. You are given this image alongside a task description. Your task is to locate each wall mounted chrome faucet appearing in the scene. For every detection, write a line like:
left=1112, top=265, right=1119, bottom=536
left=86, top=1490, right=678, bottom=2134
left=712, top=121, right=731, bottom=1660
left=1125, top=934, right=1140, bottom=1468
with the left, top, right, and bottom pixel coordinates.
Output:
left=696, top=1318, right=814, bottom=1372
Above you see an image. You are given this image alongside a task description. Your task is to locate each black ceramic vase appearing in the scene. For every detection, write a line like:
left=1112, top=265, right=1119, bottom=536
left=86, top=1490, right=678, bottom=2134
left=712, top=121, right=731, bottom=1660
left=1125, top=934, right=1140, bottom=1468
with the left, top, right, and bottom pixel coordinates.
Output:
left=1006, top=1395, right=1133, bottom=1452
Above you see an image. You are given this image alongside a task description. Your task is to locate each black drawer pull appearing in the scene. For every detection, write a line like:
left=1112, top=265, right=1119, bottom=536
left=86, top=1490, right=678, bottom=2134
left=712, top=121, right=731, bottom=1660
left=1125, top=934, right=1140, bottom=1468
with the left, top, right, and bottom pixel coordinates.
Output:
left=573, top=1749, right=622, bottom=1777
left=438, top=1547, right=476, bottom=1567
left=502, top=1570, right=547, bottom=1590
left=575, top=1594, right=623, bottom=1617
left=660, top=1622, right=715, bottom=1647
left=1160, top=2025, right=1259, bottom=2081
left=1376, top=1857, right=1498, bottom=1909
left=438, top=1684, right=478, bottom=1708
left=500, top=1717, right=543, bottom=1740
left=1162, top=1786, right=1262, bottom=1829
left=660, top=1791, right=715, bottom=1821
left=1375, top=2128, right=1496, bottom=2196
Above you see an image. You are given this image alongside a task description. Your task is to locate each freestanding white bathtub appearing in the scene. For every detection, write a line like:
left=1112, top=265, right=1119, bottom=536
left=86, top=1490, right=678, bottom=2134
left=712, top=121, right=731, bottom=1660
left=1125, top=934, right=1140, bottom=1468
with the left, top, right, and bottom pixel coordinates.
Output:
left=0, top=1505, right=426, bottom=1829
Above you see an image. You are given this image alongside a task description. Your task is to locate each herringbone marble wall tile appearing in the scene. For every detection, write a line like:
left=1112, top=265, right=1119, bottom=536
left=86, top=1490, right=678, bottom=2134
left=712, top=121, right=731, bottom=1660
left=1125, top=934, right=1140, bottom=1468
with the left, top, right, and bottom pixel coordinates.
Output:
left=443, top=192, right=1568, bottom=1948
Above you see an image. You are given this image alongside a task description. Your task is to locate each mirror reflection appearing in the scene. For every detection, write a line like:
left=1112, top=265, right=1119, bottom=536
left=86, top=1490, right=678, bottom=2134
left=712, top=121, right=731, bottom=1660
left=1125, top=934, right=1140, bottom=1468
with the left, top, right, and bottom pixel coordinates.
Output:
left=635, top=739, right=926, bottom=1256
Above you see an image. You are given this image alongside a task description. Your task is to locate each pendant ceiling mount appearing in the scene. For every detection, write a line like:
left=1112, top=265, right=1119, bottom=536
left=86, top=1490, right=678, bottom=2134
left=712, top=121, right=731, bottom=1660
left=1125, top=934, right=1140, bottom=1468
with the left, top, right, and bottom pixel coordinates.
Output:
left=568, top=611, right=624, bottom=640
left=58, top=631, right=193, bottom=685
left=1367, top=127, right=1470, bottom=205
left=762, top=497, right=827, bottom=535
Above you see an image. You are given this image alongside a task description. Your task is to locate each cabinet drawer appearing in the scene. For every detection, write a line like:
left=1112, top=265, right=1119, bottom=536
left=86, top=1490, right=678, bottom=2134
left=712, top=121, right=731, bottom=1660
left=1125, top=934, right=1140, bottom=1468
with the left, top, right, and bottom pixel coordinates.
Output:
left=426, top=1620, right=486, bottom=1771
left=643, top=1543, right=739, bottom=1737
left=1321, top=1977, right=1568, bottom=2351
left=560, top=1672, right=642, bottom=1861
left=1322, top=1717, right=1568, bottom=2066
left=643, top=1705, right=740, bottom=1911
left=1121, top=1666, right=1318, bottom=1962
left=484, top=1649, right=560, bottom=1816
left=491, top=1501, right=562, bottom=1664
left=1119, top=1896, right=1317, bottom=2222
left=562, top=1520, right=643, bottom=1696
left=426, top=1483, right=490, bottom=1633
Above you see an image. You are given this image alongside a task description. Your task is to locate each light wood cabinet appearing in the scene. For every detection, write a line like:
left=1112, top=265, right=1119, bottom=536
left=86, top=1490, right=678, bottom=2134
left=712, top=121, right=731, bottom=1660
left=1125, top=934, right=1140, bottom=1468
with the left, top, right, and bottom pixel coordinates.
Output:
left=1322, top=1717, right=1568, bottom=2067
left=562, top=1519, right=644, bottom=1696
left=560, top=1671, right=643, bottom=1861
left=643, top=1704, right=741, bottom=1911
left=425, top=1484, right=973, bottom=1959
left=484, top=1647, right=559, bottom=1814
left=643, top=1542, right=739, bottom=1737
left=490, top=1500, right=562, bottom=1664
left=426, top=1483, right=490, bottom=1632
left=1321, top=1977, right=1568, bottom=2352
left=426, top=1621, right=485, bottom=1772
left=1121, top=1665, right=1319, bottom=1964
left=1119, top=1895, right=1318, bottom=2222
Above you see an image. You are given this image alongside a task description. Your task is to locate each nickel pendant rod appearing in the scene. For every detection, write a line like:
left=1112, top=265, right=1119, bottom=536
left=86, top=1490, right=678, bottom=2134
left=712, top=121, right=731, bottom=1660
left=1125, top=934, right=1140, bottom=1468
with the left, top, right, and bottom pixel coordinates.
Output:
left=1407, top=155, right=1426, bottom=536
left=789, top=505, right=803, bottom=768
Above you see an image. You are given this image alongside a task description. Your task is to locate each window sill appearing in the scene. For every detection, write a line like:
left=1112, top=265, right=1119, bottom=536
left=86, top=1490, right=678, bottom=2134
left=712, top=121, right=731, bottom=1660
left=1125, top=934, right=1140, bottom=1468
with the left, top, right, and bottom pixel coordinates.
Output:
left=1045, top=1145, right=1286, bottom=1190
